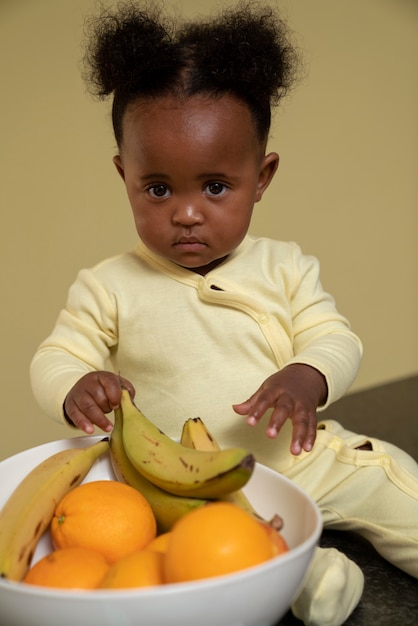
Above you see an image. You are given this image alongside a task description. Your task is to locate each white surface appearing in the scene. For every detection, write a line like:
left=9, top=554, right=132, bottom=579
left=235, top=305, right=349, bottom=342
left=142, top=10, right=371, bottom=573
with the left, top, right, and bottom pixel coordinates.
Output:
left=0, top=436, right=322, bottom=626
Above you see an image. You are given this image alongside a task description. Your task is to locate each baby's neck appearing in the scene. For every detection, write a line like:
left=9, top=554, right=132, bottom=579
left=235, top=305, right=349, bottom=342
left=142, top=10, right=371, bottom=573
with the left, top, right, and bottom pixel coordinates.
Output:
left=183, top=255, right=229, bottom=276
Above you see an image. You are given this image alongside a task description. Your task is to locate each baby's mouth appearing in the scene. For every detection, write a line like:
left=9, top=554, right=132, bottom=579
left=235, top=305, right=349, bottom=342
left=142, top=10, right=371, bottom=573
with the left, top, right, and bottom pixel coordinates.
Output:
left=174, top=236, right=207, bottom=251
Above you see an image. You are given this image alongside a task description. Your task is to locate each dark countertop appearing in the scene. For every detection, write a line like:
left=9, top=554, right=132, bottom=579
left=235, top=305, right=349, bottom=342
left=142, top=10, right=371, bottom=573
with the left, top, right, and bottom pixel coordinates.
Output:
left=277, top=375, right=418, bottom=625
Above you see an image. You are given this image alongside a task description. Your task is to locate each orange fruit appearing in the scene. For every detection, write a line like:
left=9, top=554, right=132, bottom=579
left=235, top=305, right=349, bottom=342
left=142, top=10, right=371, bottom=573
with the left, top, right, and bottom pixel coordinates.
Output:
left=23, top=547, right=109, bottom=590
left=259, top=521, right=289, bottom=556
left=147, top=532, right=172, bottom=554
left=51, top=480, right=157, bottom=564
left=99, top=549, right=165, bottom=589
left=164, top=501, right=275, bottom=583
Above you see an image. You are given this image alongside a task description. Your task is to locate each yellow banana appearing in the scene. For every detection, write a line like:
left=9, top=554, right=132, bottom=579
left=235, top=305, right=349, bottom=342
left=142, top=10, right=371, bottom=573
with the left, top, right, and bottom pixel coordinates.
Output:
left=110, top=406, right=210, bottom=533
left=180, top=417, right=271, bottom=522
left=119, top=389, right=255, bottom=498
left=0, top=438, right=109, bottom=581
left=179, top=416, right=218, bottom=450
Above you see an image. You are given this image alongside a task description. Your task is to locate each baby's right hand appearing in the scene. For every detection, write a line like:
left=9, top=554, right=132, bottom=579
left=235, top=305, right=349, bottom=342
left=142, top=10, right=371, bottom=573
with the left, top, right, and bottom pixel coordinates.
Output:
left=63, top=371, right=135, bottom=434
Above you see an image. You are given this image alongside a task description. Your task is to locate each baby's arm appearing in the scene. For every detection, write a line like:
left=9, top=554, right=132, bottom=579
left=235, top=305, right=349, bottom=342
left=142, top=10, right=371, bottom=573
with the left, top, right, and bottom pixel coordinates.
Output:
left=235, top=243, right=362, bottom=455
left=233, top=363, right=327, bottom=455
left=30, top=267, right=123, bottom=429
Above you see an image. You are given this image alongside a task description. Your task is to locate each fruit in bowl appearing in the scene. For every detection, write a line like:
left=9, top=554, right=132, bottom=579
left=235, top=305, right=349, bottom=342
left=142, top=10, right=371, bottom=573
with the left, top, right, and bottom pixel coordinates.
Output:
left=0, top=396, right=322, bottom=626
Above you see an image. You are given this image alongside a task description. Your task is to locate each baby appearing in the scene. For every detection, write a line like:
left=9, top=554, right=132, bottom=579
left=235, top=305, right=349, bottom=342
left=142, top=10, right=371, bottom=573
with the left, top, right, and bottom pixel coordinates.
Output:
left=30, top=3, right=418, bottom=624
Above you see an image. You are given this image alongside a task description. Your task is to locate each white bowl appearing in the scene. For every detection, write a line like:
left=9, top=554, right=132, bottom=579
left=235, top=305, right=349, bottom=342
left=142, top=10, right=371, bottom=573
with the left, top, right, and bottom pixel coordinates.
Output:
left=0, top=436, right=322, bottom=626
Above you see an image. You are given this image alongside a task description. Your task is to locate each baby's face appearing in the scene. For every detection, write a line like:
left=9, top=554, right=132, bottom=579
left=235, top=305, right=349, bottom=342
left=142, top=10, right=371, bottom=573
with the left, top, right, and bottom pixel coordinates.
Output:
left=114, top=94, right=278, bottom=274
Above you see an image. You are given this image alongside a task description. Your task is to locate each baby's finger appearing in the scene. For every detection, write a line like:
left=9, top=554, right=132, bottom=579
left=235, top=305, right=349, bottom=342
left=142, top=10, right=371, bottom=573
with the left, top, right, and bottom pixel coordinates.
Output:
left=98, top=372, right=134, bottom=410
left=290, top=409, right=317, bottom=455
left=69, top=412, right=96, bottom=435
left=265, top=397, right=294, bottom=438
left=245, top=396, right=273, bottom=427
left=67, top=395, right=113, bottom=433
left=64, top=401, right=96, bottom=434
left=301, top=414, right=318, bottom=451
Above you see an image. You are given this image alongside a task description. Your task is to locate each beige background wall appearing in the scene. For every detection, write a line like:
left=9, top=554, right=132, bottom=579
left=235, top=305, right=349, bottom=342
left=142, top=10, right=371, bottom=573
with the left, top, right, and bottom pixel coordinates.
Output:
left=1, top=0, right=417, bottom=460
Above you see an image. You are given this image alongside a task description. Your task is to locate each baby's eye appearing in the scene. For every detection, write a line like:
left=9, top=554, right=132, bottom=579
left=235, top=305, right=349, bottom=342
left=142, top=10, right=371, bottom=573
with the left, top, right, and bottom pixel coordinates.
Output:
left=205, top=182, right=227, bottom=197
left=148, top=184, right=170, bottom=199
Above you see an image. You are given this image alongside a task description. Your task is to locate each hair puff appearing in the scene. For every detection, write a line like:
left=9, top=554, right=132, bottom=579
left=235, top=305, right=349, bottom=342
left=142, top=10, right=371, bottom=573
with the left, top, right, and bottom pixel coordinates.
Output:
left=82, top=1, right=301, bottom=143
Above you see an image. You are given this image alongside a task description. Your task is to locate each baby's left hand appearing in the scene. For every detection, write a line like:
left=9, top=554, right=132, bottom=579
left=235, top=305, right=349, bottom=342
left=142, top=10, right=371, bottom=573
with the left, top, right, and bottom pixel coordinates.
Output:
left=233, top=364, right=328, bottom=455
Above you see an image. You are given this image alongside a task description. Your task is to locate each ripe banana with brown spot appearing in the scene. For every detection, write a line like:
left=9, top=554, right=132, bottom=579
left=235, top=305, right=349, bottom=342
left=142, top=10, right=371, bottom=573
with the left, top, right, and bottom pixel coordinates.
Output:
left=0, top=438, right=109, bottom=581
left=119, top=389, right=255, bottom=498
left=180, top=417, right=283, bottom=529
left=110, top=405, right=210, bottom=533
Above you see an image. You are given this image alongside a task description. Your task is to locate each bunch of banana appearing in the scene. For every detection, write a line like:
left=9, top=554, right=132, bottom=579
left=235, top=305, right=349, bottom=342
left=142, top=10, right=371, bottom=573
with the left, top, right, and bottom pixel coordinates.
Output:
left=109, top=405, right=210, bottom=533
left=118, top=389, right=255, bottom=499
left=0, top=438, right=109, bottom=582
left=180, top=417, right=284, bottom=532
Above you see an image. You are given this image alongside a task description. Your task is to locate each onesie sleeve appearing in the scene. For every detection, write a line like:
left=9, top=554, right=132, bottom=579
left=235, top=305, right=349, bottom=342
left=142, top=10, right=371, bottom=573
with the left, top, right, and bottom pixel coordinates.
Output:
left=284, top=245, right=363, bottom=408
left=30, top=268, right=118, bottom=424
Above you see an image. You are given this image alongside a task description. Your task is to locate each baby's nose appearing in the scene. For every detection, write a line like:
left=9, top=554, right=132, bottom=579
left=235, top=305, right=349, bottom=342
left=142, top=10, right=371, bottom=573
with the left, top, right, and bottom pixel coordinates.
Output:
left=173, top=200, right=204, bottom=224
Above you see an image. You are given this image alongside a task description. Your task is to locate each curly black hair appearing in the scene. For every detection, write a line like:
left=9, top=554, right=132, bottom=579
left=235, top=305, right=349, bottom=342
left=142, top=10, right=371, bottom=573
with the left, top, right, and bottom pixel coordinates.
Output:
left=82, top=1, right=300, bottom=146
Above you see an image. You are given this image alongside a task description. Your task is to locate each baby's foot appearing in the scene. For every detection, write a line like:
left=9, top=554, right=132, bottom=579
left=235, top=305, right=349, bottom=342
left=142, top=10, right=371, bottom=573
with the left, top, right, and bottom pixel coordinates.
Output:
left=291, top=546, right=364, bottom=626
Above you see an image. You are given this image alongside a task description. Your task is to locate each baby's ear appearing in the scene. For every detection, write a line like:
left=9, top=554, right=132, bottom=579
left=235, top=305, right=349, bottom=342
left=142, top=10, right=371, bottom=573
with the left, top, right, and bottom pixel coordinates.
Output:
left=113, top=154, right=125, bottom=181
left=255, top=152, right=279, bottom=201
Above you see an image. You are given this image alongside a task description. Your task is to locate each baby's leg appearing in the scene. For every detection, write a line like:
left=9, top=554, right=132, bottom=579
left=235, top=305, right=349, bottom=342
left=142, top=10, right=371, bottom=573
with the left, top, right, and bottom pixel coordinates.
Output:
left=283, top=420, right=418, bottom=578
